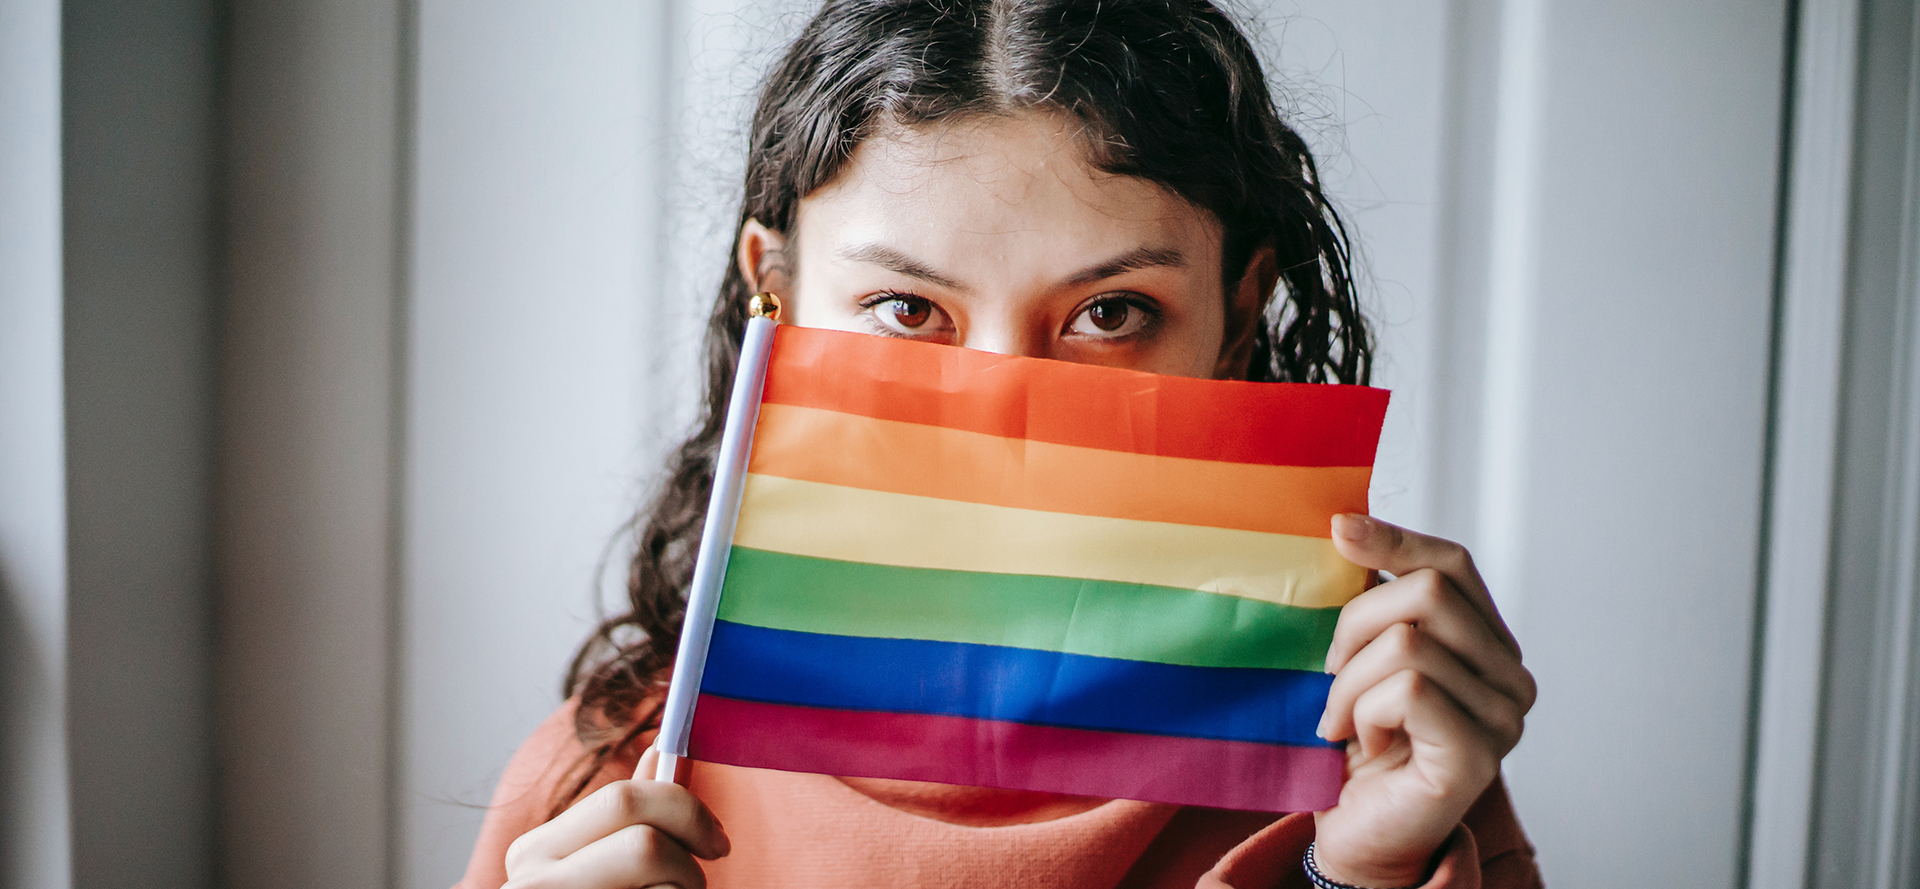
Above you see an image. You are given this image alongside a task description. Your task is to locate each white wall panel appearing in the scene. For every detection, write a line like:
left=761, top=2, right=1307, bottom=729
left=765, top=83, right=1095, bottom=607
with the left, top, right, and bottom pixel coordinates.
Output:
left=1268, top=6, right=1787, bottom=880
left=1269, top=2, right=1789, bottom=883
left=1497, top=2, right=1786, bottom=886
left=0, top=2, right=71, bottom=886
left=401, top=3, right=666, bottom=885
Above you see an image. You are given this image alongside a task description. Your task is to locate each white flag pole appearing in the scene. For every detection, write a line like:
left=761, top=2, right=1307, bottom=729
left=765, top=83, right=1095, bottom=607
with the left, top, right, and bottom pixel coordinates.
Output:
left=649, top=294, right=782, bottom=783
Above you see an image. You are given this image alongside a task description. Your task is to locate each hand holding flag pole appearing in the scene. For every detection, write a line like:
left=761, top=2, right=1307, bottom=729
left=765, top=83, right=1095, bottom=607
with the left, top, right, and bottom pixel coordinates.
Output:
left=647, top=293, right=783, bottom=784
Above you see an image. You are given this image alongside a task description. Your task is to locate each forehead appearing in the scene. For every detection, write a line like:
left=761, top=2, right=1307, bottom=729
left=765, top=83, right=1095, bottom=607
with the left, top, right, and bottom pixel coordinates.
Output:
left=796, top=113, right=1222, bottom=272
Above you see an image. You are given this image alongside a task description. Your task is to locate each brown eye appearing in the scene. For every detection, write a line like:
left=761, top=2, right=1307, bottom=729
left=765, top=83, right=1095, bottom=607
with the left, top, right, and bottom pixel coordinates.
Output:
left=1067, top=296, right=1153, bottom=339
left=863, top=292, right=953, bottom=340
left=890, top=297, right=932, bottom=329
left=1086, top=301, right=1129, bottom=332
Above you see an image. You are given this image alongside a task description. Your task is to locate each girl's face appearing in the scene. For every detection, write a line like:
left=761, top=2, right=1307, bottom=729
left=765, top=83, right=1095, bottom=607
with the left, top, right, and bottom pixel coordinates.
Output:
left=738, top=113, right=1271, bottom=379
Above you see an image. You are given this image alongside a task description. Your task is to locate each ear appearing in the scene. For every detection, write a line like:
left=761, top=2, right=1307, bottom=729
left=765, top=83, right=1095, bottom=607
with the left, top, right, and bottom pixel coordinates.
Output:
left=737, top=217, right=793, bottom=296
left=1213, top=244, right=1278, bottom=380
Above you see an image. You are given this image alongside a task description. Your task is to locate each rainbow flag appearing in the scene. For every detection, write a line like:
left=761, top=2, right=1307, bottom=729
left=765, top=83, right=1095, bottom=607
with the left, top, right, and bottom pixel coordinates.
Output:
left=658, top=321, right=1388, bottom=812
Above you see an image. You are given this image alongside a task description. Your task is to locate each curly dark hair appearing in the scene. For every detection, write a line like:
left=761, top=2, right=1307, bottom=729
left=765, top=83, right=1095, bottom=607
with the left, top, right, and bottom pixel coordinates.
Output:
left=553, top=0, right=1372, bottom=812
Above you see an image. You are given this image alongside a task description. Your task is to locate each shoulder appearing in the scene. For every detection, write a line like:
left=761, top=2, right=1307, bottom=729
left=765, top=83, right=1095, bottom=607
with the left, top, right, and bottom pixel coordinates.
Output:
left=451, top=698, right=648, bottom=889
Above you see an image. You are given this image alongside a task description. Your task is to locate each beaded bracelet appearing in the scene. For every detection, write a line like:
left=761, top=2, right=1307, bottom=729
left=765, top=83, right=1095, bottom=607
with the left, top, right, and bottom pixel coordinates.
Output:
left=1302, top=843, right=1423, bottom=889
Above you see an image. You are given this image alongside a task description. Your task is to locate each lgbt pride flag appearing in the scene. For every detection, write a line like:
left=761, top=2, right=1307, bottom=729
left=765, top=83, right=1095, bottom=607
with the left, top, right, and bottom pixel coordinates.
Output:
left=653, top=316, right=1388, bottom=813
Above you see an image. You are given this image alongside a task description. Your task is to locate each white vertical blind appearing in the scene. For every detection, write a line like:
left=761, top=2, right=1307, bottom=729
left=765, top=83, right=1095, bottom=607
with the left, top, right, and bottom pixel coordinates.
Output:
left=399, top=2, right=667, bottom=884
left=0, top=2, right=70, bottom=887
left=1747, top=0, right=1862, bottom=884
left=1494, top=1, right=1788, bottom=885
left=1294, top=2, right=1790, bottom=885
left=1809, top=3, right=1920, bottom=883
left=1471, top=0, right=1545, bottom=627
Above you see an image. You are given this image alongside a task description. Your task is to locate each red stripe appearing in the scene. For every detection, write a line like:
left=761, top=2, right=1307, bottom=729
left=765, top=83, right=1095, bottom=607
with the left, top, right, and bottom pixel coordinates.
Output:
left=687, top=694, right=1343, bottom=813
left=760, top=325, right=1388, bottom=467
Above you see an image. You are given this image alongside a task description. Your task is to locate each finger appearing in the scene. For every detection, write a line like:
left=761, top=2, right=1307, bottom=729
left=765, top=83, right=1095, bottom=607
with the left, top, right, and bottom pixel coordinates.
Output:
left=509, top=777, right=729, bottom=866
left=1319, top=623, right=1526, bottom=753
left=1350, top=669, right=1500, bottom=798
left=533, top=823, right=708, bottom=889
left=1328, top=571, right=1536, bottom=712
left=1332, top=514, right=1519, bottom=656
left=639, top=741, right=692, bottom=785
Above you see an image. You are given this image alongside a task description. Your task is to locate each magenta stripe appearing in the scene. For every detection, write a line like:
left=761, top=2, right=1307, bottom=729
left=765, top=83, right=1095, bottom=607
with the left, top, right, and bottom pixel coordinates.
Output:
left=687, top=694, right=1343, bottom=813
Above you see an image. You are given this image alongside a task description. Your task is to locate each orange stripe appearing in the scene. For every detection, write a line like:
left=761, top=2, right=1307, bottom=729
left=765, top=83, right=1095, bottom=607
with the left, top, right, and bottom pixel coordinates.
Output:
left=748, top=404, right=1370, bottom=538
left=760, top=324, right=1391, bottom=467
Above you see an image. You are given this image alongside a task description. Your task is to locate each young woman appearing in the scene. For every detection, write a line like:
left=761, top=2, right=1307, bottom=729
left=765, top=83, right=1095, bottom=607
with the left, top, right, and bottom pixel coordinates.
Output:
left=459, top=2, right=1540, bottom=887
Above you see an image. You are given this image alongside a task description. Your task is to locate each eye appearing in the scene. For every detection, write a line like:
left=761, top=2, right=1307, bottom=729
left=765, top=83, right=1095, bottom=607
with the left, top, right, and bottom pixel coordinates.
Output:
left=860, top=292, right=953, bottom=339
left=887, top=297, right=931, bottom=330
left=1067, top=296, right=1154, bottom=339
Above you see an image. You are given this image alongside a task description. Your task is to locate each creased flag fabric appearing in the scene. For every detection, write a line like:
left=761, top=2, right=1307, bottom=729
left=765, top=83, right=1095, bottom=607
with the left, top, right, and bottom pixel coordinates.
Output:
left=680, top=323, right=1389, bottom=812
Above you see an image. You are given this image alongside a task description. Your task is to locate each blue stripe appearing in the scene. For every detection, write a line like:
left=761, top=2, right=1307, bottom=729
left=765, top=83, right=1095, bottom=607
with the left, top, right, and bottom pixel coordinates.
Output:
left=699, top=620, right=1336, bottom=748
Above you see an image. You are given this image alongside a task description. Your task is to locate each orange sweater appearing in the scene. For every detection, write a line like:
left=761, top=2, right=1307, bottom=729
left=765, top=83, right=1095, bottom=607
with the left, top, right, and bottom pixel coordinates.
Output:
left=457, top=700, right=1542, bottom=889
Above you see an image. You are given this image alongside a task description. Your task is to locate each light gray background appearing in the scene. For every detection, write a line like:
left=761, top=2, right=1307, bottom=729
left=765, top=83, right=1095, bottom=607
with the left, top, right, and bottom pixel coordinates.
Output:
left=5, top=0, right=1918, bottom=887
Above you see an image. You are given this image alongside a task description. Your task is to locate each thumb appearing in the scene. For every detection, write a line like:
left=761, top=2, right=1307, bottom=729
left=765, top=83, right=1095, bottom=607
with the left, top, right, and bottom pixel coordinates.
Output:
left=637, top=741, right=685, bottom=784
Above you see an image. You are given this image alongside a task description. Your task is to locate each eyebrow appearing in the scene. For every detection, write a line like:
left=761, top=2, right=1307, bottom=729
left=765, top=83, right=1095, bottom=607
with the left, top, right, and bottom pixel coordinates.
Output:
left=1064, top=246, right=1188, bottom=286
left=838, top=243, right=966, bottom=290
left=835, top=243, right=1188, bottom=291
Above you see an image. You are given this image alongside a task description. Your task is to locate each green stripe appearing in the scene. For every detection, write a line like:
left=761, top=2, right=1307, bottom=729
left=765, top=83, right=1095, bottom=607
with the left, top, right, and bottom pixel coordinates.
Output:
left=717, top=547, right=1340, bottom=672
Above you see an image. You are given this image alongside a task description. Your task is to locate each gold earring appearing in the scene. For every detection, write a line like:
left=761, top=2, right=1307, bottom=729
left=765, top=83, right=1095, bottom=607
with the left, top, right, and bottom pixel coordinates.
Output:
left=748, top=292, right=783, bottom=321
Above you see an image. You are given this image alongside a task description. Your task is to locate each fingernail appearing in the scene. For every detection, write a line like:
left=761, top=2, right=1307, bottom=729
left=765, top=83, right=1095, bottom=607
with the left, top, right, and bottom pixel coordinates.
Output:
left=1316, top=713, right=1331, bottom=739
left=1333, top=514, right=1372, bottom=541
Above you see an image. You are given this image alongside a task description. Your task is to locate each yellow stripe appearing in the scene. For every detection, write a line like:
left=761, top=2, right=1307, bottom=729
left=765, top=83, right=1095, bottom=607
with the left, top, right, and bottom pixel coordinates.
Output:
left=733, top=474, right=1367, bottom=609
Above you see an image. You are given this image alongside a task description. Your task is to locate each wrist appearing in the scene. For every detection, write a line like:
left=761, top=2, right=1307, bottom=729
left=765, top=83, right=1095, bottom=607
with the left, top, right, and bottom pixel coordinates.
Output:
left=1305, top=842, right=1429, bottom=889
